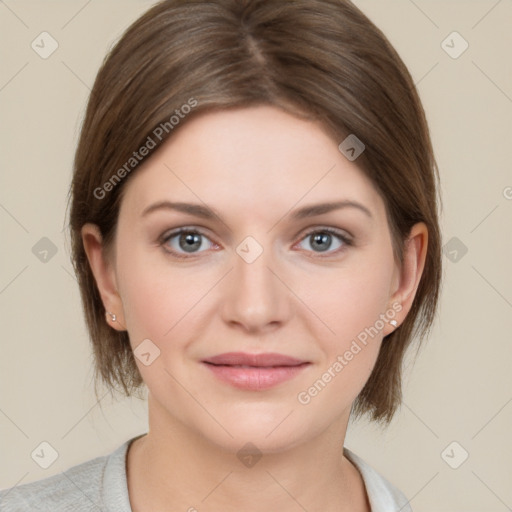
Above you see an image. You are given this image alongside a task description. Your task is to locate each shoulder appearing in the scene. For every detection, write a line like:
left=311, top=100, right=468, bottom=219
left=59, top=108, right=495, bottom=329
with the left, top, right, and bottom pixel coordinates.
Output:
left=0, top=438, right=134, bottom=512
left=0, top=453, right=107, bottom=512
left=343, top=447, right=413, bottom=512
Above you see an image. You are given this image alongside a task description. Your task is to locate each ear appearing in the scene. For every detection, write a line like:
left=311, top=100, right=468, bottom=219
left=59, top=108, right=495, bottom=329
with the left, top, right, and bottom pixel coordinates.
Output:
left=384, top=222, right=428, bottom=335
left=81, top=223, right=126, bottom=331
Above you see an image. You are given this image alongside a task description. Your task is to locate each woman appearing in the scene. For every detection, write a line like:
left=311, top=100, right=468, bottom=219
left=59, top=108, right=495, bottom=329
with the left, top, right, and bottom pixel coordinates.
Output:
left=0, top=0, right=442, bottom=510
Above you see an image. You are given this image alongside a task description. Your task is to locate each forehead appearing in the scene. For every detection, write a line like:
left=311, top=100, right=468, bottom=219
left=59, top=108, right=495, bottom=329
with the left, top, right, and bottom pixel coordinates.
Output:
left=120, top=105, right=386, bottom=223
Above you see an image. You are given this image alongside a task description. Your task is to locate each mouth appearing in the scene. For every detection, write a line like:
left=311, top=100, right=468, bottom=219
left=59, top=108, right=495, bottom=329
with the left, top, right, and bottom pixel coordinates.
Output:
left=202, top=352, right=311, bottom=390
left=203, top=352, right=308, bottom=367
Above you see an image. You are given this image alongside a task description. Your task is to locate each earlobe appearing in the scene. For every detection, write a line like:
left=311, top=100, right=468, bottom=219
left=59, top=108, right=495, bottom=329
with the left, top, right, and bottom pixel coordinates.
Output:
left=81, top=223, right=126, bottom=330
left=387, top=222, right=429, bottom=330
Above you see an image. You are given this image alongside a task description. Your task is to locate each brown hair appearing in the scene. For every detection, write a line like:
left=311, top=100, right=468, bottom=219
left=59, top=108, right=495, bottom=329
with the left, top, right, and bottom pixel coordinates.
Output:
left=69, top=0, right=443, bottom=425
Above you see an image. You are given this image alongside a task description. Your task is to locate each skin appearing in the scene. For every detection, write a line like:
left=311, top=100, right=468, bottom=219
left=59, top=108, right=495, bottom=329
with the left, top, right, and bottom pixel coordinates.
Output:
left=82, top=105, right=427, bottom=512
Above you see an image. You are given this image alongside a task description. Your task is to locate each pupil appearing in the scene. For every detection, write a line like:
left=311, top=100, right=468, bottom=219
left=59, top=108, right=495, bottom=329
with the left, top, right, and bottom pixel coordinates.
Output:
left=312, top=233, right=331, bottom=252
left=180, top=233, right=201, bottom=252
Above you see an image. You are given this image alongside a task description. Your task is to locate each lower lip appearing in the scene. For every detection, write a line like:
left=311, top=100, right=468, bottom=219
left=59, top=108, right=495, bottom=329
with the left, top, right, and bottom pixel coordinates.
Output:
left=202, top=362, right=310, bottom=390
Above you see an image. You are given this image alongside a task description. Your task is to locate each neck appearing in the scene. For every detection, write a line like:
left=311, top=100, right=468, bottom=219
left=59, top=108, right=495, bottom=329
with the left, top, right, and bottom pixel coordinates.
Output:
left=126, top=397, right=369, bottom=512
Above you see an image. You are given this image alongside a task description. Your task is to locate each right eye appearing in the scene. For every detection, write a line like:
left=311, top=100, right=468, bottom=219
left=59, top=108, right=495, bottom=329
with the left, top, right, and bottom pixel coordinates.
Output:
left=160, top=228, right=218, bottom=258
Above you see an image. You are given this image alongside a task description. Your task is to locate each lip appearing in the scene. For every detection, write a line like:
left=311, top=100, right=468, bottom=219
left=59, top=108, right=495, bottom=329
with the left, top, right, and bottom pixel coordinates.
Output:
left=202, top=352, right=310, bottom=390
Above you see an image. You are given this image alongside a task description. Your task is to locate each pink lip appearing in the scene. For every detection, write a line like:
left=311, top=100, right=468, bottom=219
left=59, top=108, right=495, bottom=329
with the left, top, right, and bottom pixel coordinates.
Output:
left=202, top=352, right=310, bottom=390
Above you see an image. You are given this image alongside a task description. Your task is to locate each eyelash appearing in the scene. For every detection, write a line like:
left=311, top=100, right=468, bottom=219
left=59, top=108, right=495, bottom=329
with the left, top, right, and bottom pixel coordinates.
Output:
left=159, top=226, right=353, bottom=259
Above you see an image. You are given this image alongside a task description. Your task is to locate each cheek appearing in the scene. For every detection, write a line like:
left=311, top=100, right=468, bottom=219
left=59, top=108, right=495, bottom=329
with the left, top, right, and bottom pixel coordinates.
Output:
left=297, top=248, right=395, bottom=397
left=297, top=281, right=389, bottom=415
left=115, top=243, right=213, bottom=349
left=116, top=258, right=206, bottom=392
left=302, top=256, right=394, bottom=345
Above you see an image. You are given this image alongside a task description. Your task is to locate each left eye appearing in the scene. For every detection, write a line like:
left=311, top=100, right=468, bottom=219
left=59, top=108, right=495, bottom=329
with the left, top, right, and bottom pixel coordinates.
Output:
left=297, top=229, right=351, bottom=255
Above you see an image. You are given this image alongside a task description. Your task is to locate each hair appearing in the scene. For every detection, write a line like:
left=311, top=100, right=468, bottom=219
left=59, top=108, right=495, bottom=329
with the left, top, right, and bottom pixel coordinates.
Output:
left=69, top=0, right=443, bottom=425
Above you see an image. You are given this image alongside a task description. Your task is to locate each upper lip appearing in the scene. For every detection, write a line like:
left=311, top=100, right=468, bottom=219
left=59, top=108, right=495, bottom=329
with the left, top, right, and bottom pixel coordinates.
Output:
left=203, top=352, right=308, bottom=367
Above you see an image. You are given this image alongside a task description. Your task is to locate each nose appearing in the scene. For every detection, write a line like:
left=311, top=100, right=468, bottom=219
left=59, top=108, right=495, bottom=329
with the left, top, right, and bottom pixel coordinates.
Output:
left=220, top=238, right=292, bottom=334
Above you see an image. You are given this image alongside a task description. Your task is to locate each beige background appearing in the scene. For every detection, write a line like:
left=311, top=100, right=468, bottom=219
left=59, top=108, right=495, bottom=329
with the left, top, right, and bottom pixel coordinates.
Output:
left=1, top=1, right=511, bottom=510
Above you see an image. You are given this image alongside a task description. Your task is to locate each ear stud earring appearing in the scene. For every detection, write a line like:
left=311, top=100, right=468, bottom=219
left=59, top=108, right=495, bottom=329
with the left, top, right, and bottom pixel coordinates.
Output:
left=106, top=311, right=117, bottom=323
left=389, top=319, right=398, bottom=328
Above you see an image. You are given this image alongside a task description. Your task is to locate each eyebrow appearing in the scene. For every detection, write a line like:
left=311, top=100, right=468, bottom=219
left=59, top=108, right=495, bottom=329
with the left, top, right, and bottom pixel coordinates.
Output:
left=141, top=199, right=373, bottom=221
left=290, top=200, right=372, bottom=220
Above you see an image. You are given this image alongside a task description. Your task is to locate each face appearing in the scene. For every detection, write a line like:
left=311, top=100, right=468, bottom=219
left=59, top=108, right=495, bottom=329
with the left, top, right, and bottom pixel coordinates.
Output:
left=91, top=105, right=406, bottom=453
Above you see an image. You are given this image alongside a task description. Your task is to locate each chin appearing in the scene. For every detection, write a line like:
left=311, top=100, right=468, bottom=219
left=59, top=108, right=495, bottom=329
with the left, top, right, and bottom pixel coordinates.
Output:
left=192, top=408, right=317, bottom=455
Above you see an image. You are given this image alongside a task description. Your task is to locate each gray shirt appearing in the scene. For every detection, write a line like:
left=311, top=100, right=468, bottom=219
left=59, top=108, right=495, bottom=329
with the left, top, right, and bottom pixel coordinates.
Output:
left=0, top=435, right=413, bottom=511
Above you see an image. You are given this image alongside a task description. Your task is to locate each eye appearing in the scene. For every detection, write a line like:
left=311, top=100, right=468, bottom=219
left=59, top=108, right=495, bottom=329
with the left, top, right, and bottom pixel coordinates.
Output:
left=296, top=228, right=352, bottom=256
left=159, top=226, right=352, bottom=259
left=160, top=228, right=216, bottom=258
